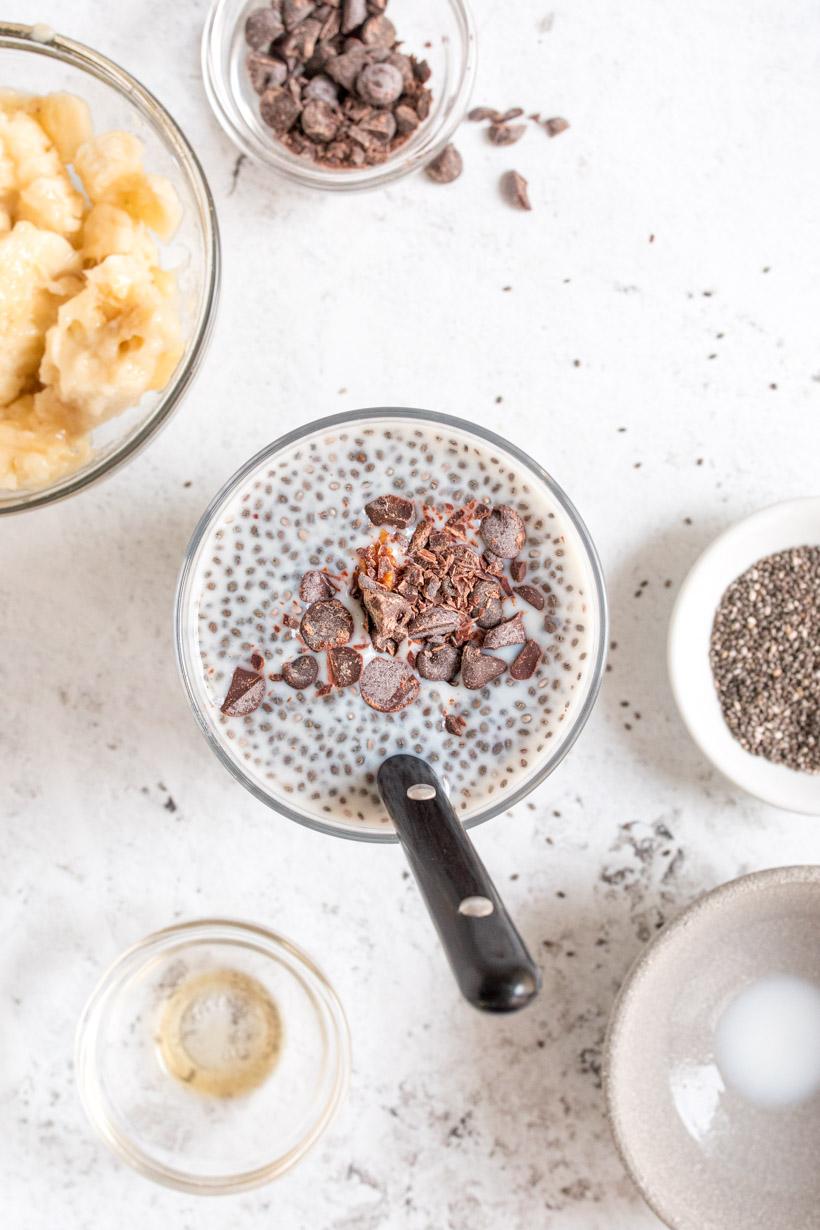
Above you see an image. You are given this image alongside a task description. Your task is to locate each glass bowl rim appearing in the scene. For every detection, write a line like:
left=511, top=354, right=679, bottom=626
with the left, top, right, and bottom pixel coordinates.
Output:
left=174, top=406, right=609, bottom=844
left=200, top=0, right=478, bottom=192
left=75, top=916, right=351, bottom=1195
left=0, top=20, right=221, bottom=516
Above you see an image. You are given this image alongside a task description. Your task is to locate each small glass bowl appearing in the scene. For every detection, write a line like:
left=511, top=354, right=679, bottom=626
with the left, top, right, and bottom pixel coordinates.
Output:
left=201, top=0, right=477, bottom=191
left=75, top=919, right=350, bottom=1194
left=0, top=22, right=220, bottom=515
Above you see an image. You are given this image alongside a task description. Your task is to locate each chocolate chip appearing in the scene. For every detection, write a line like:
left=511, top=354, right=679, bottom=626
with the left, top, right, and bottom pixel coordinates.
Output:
left=328, top=646, right=363, bottom=687
left=468, top=105, right=499, bottom=121
left=413, top=58, right=431, bottom=83
left=482, top=612, right=526, bottom=649
left=341, top=0, right=367, bottom=33
left=407, top=605, right=461, bottom=639
left=360, top=656, right=420, bottom=712
left=510, top=559, right=527, bottom=582
left=361, top=13, right=395, bottom=46
left=488, top=123, right=526, bottom=146
left=416, top=643, right=461, bottom=682
left=395, top=103, right=421, bottom=135
left=445, top=713, right=467, bottom=737
left=245, top=7, right=285, bottom=49
left=495, top=107, right=524, bottom=123
left=356, top=61, right=403, bottom=106
left=425, top=144, right=463, bottom=184
left=358, top=109, right=397, bottom=143
left=300, top=599, right=354, bottom=650
left=514, top=584, right=545, bottom=611
left=479, top=505, right=526, bottom=558
left=326, top=46, right=368, bottom=90
left=221, top=667, right=266, bottom=716
left=301, top=98, right=342, bottom=141
left=545, top=116, right=570, bottom=137
left=299, top=570, right=335, bottom=603
left=358, top=573, right=413, bottom=642
left=250, top=651, right=265, bottom=671
left=501, top=170, right=532, bottom=210
left=510, top=639, right=542, bottom=680
left=303, top=73, right=339, bottom=104
left=260, top=86, right=301, bottom=133
left=283, top=0, right=315, bottom=29
left=470, top=578, right=504, bottom=629
left=246, top=51, right=288, bottom=93
left=282, top=654, right=319, bottom=689
left=461, top=644, right=506, bottom=690
left=364, top=493, right=415, bottom=527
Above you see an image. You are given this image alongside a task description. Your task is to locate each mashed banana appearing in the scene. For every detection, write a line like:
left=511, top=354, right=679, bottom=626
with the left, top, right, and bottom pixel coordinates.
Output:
left=0, top=91, right=183, bottom=491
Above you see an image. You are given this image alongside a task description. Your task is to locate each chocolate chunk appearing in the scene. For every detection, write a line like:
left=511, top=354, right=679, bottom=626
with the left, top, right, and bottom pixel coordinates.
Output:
left=444, top=713, right=467, bottom=737
left=461, top=644, right=506, bottom=690
left=283, top=0, right=315, bottom=29
left=221, top=667, right=266, bottom=716
left=341, top=0, right=367, bottom=33
left=299, top=570, right=335, bottom=603
left=328, top=646, right=363, bottom=687
left=407, top=606, right=461, bottom=639
left=360, top=656, right=420, bottom=712
left=425, top=144, right=463, bottom=184
left=395, top=103, right=420, bottom=135
left=303, top=73, right=339, bottom=104
left=326, top=46, right=369, bottom=91
left=408, top=518, right=433, bottom=553
left=545, top=116, right=570, bottom=137
left=510, top=639, right=542, bottom=680
left=359, top=109, right=397, bottom=143
left=488, top=123, right=526, bottom=146
left=514, top=584, right=545, bottom=611
left=245, top=7, right=285, bottom=49
left=501, top=170, right=532, bottom=211
left=356, top=62, right=403, bottom=106
left=301, top=98, right=342, bottom=141
left=260, top=86, right=301, bottom=133
left=479, top=505, right=526, bottom=558
left=361, top=13, right=396, bottom=46
left=300, top=599, right=353, bottom=651
left=470, top=578, right=504, bottom=629
left=364, top=493, right=415, bottom=527
left=246, top=51, right=288, bottom=93
left=282, top=654, right=319, bottom=689
left=416, top=643, right=460, bottom=682
left=510, top=559, right=527, bottom=582
left=482, top=612, right=526, bottom=649
left=358, top=573, right=412, bottom=643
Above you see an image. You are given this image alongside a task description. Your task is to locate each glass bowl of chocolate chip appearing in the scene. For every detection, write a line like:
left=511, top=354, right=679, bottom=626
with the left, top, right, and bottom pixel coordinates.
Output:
left=202, top=0, right=477, bottom=189
left=175, top=408, right=608, bottom=842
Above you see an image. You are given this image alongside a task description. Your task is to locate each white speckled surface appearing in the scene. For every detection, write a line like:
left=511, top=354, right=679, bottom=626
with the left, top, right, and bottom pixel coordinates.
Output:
left=3, top=1, right=820, bottom=1226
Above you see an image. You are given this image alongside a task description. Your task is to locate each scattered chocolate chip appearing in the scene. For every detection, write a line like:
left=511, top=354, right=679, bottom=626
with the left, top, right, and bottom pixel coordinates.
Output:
left=510, top=559, right=527, bottom=582
left=425, top=144, right=463, bottom=184
left=260, top=86, right=301, bottom=133
left=245, top=7, right=285, bottom=49
left=416, top=643, right=461, bottom=682
left=282, top=654, right=319, bottom=689
left=514, top=584, right=545, bottom=611
left=407, top=605, right=461, bottom=639
left=470, top=578, right=505, bottom=628
left=445, top=713, right=467, bottom=737
left=544, top=116, right=570, bottom=137
left=328, top=646, right=363, bottom=687
left=364, top=493, right=415, bottom=527
left=488, top=123, right=526, bottom=146
left=496, top=107, right=524, bottom=123
left=510, top=639, right=542, bottom=680
left=300, top=599, right=354, bottom=651
left=482, top=612, right=526, bottom=649
left=501, top=170, right=532, bottom=210
left=360, top=656, right=420, bottom=711
left=461, top=644, right=506, bottom=689
left=246, top=51, right=288, bottom=94
left=479, top=505, right=526, bottom=558
left=221, top=667, right=266, bottom=716
left=299, top=570, right=336, bottom=603
left=468, top=105, right=499, bottom=121
left=301, top=97, right=342, bottom=141
left=250, top=651, right=265, bottom=671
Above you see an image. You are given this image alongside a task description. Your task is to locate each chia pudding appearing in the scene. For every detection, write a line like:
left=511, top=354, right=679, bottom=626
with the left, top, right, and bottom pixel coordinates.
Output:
left=180, top=415, right=601, bottom=834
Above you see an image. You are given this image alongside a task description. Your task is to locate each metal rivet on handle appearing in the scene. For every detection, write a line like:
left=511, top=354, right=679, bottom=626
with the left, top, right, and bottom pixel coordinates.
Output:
left=407, top=784, right=436, bottom=800
left=458, top=896, right=495, bottom=918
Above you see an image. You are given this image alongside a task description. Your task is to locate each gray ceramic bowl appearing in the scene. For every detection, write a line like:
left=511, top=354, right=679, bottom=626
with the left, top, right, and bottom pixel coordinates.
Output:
left=605, top=866, right=820, bottom=1230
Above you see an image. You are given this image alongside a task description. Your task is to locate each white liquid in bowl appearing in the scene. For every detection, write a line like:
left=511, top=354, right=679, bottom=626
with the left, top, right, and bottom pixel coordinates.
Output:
left=714, top=974, right=820, bottom=1108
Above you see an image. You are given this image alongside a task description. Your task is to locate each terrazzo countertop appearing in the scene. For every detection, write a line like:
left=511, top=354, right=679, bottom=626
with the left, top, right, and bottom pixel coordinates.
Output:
left=3, top=1, right=820, bottom=1226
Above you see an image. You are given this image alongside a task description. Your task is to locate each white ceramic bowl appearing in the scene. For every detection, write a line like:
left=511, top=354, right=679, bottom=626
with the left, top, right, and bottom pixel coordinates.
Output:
left=668, top=497, right=820, bottom=814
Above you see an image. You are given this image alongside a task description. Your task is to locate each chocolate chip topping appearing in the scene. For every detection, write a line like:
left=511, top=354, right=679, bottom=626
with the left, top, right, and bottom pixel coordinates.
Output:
left=514, top=584, right=545, bottom=611
left=510, top=639, right=542, bottom=680
left=470, top=578, right=505, bottom=629
left=364, top=493, right=415, bottom=527
left=416, top=643, right=461, bottom=682
left=482, top=612, right=527, bottom=649
left=358, top=573, right=413, bottom=644
left=300, top=599, right=354, bottom=651
left=444, top=713, right=467, bottom=737
left=502, top=170, right=532, bottom=211
left=356, top=62, right=403, bottom=107
left=245, top=7, right=285, bottom=49
left=510, top=559, right=527, bottom=582
left=461, top=644, right=506, bottom=690
left=479, top=505, right=526, bottom=559
left=488, top=123, right=526, bottom=146
left=328, top=646, right=363, bottom=688
left=407, top=605, right=461, bottom=640
left=282, top=654, right=319, bottom=689
left=360, top=656, right=420, bottom=712
left=299, top=570, right=336, bottom=603
left=221, top=667, right=266, bottom=716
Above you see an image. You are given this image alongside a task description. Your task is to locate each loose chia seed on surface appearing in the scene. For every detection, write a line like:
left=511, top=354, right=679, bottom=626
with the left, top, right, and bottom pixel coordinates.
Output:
left=710, top=546, right=820, bottom=772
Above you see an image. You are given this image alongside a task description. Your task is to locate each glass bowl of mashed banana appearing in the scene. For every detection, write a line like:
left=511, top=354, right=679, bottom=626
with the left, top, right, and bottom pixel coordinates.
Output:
left=0, top=22, right=220, bottom=514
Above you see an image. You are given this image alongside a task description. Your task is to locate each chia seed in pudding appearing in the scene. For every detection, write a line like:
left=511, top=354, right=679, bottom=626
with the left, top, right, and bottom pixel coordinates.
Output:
left=188, top=419, right=596, bottom=831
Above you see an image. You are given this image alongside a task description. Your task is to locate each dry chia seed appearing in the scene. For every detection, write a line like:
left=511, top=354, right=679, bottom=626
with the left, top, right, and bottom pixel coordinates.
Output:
left=710, top=546, right=820, bottom=772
